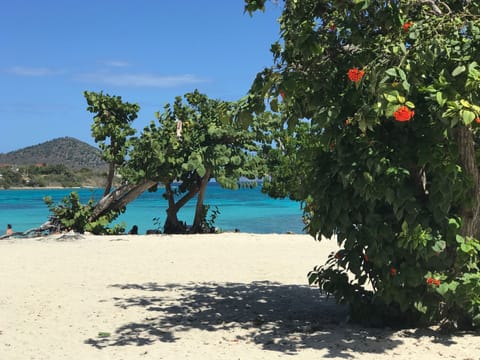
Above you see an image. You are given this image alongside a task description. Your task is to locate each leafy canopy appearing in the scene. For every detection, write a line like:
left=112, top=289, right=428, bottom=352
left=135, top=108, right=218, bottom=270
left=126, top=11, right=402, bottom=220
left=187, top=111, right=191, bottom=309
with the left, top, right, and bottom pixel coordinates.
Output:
left=247, top=0, right=480, bottom=328
left=126, top=90, right=265, bottom=233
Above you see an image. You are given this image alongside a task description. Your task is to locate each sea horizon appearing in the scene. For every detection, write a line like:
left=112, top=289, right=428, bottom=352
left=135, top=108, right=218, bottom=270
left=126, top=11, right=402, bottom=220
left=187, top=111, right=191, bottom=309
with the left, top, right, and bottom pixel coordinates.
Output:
left=0, top=183, right=306, bottom=235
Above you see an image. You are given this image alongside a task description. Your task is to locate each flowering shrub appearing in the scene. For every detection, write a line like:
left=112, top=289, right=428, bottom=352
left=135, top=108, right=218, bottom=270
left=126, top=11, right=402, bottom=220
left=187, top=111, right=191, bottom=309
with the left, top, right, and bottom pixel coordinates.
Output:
left=248, top=0, right=480, bottom=329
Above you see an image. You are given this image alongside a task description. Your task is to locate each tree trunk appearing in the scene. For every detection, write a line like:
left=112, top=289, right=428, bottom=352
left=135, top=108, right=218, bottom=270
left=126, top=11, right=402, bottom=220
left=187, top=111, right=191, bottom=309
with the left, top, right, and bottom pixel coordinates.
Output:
left=103, top=162, right=115, bottom=196
left=456, top=125, right=480, bottom=238
left=90, top=179, right=157, bottom=222
left=192, top=169, right=212, bottom=233
left=163, top=181, right=199, bottom=234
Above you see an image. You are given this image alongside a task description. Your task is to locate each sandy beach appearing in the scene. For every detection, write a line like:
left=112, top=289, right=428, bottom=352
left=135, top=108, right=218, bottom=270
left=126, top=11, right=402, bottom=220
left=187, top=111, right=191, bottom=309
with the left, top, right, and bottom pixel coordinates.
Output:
left=0, top=233, right=479, bottom=359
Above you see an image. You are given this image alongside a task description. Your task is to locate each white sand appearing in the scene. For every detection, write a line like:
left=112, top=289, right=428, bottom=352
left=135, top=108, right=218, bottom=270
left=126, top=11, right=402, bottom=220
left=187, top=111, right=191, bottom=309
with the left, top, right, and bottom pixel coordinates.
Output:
left=0, top=233, right=479, bottom=359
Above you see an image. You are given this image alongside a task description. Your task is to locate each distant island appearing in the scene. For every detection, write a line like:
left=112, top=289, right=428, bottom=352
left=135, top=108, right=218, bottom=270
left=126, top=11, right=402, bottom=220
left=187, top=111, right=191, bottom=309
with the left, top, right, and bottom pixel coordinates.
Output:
left=0, top=137, right=108, bottom=189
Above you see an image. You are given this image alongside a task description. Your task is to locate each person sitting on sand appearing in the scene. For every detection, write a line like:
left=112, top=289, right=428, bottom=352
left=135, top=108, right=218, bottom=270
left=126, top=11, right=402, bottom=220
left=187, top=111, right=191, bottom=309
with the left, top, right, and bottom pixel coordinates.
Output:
left=128, top=225, right=138, bottom=235
left=5, top=224, right=13, bottom=235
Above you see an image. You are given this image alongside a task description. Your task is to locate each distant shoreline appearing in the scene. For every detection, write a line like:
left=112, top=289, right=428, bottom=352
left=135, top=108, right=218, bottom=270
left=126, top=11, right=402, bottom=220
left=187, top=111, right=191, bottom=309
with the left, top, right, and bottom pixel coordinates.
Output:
left=1, top=186, right=99, bottom=190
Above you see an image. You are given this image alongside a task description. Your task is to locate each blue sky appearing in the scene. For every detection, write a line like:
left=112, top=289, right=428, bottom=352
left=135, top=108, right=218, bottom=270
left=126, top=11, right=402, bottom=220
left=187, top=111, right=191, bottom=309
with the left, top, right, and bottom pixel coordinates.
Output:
left=0, top=1, right=282, bottom=153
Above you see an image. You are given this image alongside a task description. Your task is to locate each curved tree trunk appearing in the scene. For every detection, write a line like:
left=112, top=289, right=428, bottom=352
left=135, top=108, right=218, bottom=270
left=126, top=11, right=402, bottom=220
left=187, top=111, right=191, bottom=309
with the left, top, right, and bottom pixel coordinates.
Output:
left=163, top=181, right=199, bottom=234
left=192, top=169, right=212, bottom=233
left=456, top=125, right=480, bottom=238
left=90, top=179, right=157, bottom=222
left=103, top=162, right=116, bottom=196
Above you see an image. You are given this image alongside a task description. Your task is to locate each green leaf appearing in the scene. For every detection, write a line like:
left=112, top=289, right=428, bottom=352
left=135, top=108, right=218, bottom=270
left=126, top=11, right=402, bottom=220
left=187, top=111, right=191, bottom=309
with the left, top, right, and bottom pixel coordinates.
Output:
left=385, top=68, right=397, bottom=77
left=196, top=164, right=206, bottom=177
left=414, top=301, right=428, bottom=314
left=436, top=283, right=449, bottom=296
left=460, top=109, right=476, bottom=124
left=384, top=93, right=397, bottom=102
left=452, top=65, right=466, bottom=77
left=461, top=242, right=473, bottom=253
left=401, top=80, right=410, bottom=92
left=432, top=240, right=446, bottom=253
left=436, top=92, right=447, bottom=107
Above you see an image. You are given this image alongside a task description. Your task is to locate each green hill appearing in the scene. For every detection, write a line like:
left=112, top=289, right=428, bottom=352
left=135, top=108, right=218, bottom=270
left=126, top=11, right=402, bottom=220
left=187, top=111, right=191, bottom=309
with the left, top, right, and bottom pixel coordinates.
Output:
left=0, top=137, right=107, bottom=169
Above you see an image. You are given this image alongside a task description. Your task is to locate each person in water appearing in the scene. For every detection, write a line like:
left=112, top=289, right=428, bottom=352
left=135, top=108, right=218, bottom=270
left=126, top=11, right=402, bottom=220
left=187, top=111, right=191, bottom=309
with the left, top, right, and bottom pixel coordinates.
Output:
left=5, top=224, right=13, bottom=235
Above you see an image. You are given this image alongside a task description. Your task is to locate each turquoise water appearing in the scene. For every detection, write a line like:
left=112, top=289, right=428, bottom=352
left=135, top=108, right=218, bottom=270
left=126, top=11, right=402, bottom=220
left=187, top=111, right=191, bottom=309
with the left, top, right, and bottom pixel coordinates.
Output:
left=0, top=183, right=305, bottom=234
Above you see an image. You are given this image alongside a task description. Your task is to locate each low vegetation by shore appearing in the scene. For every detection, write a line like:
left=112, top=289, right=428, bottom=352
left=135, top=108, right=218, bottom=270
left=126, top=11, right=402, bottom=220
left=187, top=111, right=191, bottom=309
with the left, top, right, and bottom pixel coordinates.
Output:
left=0, top=164, right=107, bottom=189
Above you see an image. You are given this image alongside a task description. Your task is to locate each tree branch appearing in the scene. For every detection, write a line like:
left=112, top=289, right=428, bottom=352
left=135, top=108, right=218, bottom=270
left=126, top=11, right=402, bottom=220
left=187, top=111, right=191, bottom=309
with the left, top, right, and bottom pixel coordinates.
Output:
left=419, top=0, right=451, bottom=15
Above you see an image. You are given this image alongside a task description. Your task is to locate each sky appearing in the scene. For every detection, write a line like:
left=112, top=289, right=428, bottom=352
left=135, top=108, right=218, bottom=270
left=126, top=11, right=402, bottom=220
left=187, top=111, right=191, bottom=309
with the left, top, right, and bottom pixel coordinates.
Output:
left=0, top=1, right=283, bottom=153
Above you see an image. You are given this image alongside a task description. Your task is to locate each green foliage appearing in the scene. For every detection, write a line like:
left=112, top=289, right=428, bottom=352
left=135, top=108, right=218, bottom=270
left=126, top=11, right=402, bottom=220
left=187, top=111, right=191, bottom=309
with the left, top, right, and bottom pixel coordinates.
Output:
left=0, top=164, right=106, bottom=189
left=198, top=205, right=221, bottom=233
left=126, top=90, right=264, bottom=233
left=248, top=0, right=480, bottom=328
left=44, top=192, right=125, bottom=235
left=84, top=91, right=139, bottom=166
left=0, top=167, right=23, bottom=189
left=84, top=91, right=139, bottom=195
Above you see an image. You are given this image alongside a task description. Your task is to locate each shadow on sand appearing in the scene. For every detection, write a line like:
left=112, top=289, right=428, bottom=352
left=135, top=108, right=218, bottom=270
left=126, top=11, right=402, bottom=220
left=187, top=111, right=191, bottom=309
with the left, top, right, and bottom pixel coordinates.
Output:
left=84, top=281, right=456, bottom=357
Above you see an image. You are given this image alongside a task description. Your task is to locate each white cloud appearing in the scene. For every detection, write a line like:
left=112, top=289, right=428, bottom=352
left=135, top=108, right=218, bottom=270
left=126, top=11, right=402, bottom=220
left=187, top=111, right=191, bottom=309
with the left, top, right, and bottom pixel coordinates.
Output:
left=77, top=72, right=206, bottom=88
left=101, top=60, right=131, bottom=68
left=6, top=66, right=63, bottom=77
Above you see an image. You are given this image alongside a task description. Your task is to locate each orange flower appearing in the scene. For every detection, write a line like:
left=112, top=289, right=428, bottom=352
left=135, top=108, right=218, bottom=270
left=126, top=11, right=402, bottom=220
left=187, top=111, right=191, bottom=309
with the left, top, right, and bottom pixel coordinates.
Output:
left=403, top=21, right=413, bottom=32
left=393, top=106, right=415, bottom=122
left=390, top=267, right=397, bottom=276
left=427, top=277, right=441, bottom=287
left=348, top=68, right=365, bottom=83
left=475, top=117, right=480, bottom=124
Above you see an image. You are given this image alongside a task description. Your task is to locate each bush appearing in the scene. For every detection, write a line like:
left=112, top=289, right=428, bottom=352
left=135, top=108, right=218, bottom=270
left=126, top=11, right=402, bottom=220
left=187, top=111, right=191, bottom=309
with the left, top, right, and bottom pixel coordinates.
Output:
left=44, top=192, right=125, bottom=235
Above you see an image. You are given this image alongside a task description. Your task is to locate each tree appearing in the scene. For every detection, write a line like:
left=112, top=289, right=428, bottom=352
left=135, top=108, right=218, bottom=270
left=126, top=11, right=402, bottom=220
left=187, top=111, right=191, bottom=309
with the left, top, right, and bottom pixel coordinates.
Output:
left=82, top=91, right=158, bottom=223
left=84, top=91, right=139, bottom=196
left=247, top=0, right=480, bottom=328
left=127, top=90, right=263, bottom=233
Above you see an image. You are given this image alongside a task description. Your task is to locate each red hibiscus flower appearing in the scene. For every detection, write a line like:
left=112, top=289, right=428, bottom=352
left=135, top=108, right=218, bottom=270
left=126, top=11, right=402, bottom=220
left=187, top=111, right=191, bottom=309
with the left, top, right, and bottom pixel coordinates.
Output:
left=390, top=267, right=397, bottom=276
left=403, top=21, right=413, bottom=32
left=348, top=68, right=365, bottom=83
left=427, top=277, right=441, bottom=287
left=393, top=106, right=415, bottom=122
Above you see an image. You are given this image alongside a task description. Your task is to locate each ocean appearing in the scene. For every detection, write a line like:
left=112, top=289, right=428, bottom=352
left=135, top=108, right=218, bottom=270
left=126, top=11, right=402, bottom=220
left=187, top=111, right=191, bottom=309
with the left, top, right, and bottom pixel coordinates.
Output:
left=0, top=183, right=306, bottom=234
